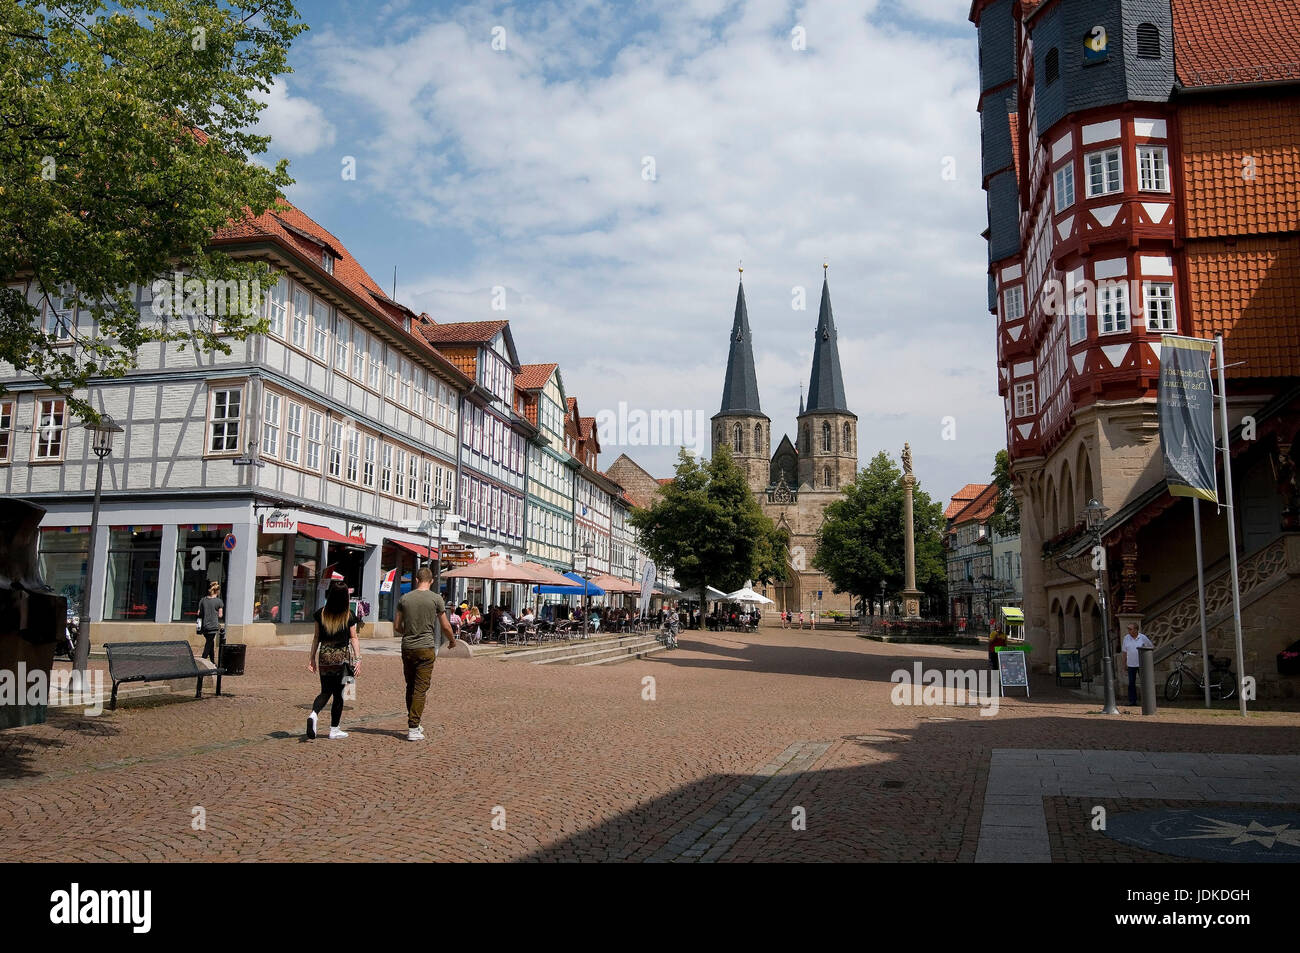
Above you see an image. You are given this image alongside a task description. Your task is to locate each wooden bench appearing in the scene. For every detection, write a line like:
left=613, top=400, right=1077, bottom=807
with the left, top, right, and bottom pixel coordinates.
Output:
left=104, top=641, right=221, bottom=711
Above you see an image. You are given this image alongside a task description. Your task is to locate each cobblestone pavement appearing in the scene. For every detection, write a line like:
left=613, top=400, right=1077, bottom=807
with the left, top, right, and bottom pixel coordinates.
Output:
left=2, top=627, right=1299, bottom=862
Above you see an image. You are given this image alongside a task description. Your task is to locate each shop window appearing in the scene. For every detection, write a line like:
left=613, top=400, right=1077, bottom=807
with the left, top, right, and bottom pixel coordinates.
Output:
left=254, top=534, right=285, bottom=621
left=38, top=527, right=90, bottom=615
left=172, top=526, right=231, bottom=622
left=290, top=536, right=318, bottom=622
left=105, top=527, right=163, bottom=621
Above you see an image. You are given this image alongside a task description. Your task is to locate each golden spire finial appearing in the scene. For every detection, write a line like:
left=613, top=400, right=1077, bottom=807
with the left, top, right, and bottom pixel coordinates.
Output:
left=738, top=258, right=743, bottom=275
left=823, top=260, right=828, bottom=273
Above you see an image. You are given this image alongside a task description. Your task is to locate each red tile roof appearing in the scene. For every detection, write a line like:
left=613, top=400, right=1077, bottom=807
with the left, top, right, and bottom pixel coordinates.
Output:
left=417, top=320, right=509, bottom=345
left=579, top=416, right=596, bottom=440
left=945, top=483, right=990, bottom=519
left=1172, top=0, right=1300, bottom=88
left=1179, top=97, right=1300, bottom=239
left=211, top=199, right=471, bottom=388
left=656, top=477, right=673, bottom=486
left=516, top=363, right=558, bottom=390
left=1185, top=237, right=1300, bottom=378
left=948, top=482, right=999, bottom=528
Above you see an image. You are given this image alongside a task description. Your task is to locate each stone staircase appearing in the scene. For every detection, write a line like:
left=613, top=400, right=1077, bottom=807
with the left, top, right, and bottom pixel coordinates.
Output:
left=496, top=632, right=668, bottom=666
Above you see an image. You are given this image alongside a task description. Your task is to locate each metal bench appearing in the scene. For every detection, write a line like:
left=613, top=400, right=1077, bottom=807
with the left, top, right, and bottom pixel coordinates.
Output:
left=104, top=641, right=221, bottom=710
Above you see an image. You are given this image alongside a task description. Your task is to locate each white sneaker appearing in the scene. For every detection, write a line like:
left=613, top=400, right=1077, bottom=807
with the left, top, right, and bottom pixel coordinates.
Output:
left=328, top=727, right=348, bottom=739
left=407, top=726, right=425, bottom=741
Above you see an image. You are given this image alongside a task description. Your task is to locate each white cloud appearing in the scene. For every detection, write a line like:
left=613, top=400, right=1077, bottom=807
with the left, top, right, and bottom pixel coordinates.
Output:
left=298, top=0, right=1000, bottom=504
left=255, top=79, right=337, bottom=157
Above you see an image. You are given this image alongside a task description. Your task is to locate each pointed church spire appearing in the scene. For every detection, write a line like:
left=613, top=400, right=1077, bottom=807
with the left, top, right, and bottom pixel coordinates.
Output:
left=719, top=271, right=763, bottom=415
left=803, top=265, right=849, bottom=414
left=798, top=384, right=804, bottom=415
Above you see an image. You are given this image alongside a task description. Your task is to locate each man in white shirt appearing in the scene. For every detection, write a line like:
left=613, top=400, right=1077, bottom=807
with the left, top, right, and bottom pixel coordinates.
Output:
left=1120, top=622, right=1154, bottom=706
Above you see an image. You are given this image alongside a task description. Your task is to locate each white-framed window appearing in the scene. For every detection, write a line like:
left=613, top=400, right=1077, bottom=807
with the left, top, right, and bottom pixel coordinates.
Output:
left=306, top=410, right=323, bottom=471
left=363, top=436, right=376, bottom=488
left=322, top=252, right=334, bottom=275
left=208, top=387, right=242, bottom=454
left=41, top=286, right=77, bottom=342
left=368, top=339, right=382, bottom=391
left=0, top=399, right=13, bottom=463
left=312, top=300, right=330, bottom=360
left=1002, top=285, right=1025, bottom=322
left=1144, top=281, right=1176, bottom=331
left=422, top=460, right=433, bottom=506
left=261, top=391, right=281, bottom=458
left=284, top=402, right=302, bottom=464
left=1098, top=281, right=1130, bottom=334
left=1137, top=146, right=1169, bottom=192
left=334, top=317, right=350, bottom=372
left=407, top=453, right=419, bottom=501
left=386, top=359, right=399, bottom=399
left=328, top=421, right=343, bottom=477
left=33, top=397, right=67, bottom=460
left=1069, top=295, right=1088, bottom=344
left=381, top=444, right=393, bottom=493
left=347, top=430, right=360, bottom=483
left=1054, top=163, right=1075, bottom=213
left=351, top=325, right=365, bottom=380
left=291, top=287, right=310, bottom=349
left=266, top=279, right=287, bottom=338
left=1085, top=148, right=1122, bottom=197
left=394, top=450, right=406, bottom=497
left=400, top=357, right=413, bottom=407
left=1013, top=382, right=1035, bottom=418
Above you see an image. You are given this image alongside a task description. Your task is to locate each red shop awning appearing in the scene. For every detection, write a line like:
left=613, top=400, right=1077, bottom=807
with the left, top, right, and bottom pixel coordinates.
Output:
left=390, top=539, right=439, bottom=561
left=298, top=522, right=366, bottom=547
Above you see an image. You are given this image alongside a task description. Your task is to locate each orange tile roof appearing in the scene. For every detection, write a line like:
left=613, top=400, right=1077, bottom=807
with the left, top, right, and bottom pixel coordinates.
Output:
left=516, top=363, right=558, bottom=390
left=945, top=483, right=990, bottom=519
left=417, top=320, right=509, bottom=345
left=1172, top=0, right=1300, bottom=88
left=579, top=416, right=596, bottom=440
left=1179, top=97, right=1300, bottom=239
left=656, top=477, right=673, bottom=486
left=1185, top=237, right=1300, bottom=378
left=212, top=199, right=471, bottom=388
left=949, top=483, right=999, bottom=528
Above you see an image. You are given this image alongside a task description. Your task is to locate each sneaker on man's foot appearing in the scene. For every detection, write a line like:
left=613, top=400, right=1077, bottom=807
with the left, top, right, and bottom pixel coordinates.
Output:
left=407, top=726, right=425, bottom=741
left=306, top=712, right=317, bottom=739
left=328, top=727, right=348, bottom=739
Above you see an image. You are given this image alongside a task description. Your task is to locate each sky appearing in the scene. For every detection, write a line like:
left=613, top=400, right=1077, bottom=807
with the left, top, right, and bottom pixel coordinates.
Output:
left=254, top=0, right=1002, bottom=505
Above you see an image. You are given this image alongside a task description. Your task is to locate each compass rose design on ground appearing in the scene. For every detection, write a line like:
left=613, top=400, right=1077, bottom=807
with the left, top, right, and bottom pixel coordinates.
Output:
left=1104, top=809, right=1300, bottom=862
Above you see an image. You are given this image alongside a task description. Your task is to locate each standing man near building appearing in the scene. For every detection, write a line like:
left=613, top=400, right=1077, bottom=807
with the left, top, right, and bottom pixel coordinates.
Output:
left=1120, top=622, right=1154, bottom=708
left=394, top=567, right=457, bottom=742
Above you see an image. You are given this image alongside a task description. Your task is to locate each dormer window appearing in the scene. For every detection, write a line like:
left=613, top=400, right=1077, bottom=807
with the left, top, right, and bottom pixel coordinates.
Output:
left=322, top=251, right=334, bottom=274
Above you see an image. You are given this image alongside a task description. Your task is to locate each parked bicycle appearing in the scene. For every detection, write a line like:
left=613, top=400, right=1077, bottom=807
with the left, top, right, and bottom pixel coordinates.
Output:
left=1165, top=650, right=1236, bottom=702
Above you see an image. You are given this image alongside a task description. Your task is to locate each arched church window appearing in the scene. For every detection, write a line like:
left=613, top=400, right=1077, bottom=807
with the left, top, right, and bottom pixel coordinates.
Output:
left=822, top=421, right=831, bottom=452
left=754, top=423, right=762, bottom=452
left=733, top=423, right=743, bottom=453
left=824, top=466, right=832, bottom=488
left=842, top=422, right=851, bottom=452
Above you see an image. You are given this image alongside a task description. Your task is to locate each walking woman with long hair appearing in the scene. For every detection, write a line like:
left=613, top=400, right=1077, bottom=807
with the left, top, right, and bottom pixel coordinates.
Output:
left=306, top=580, right=360, bottom=740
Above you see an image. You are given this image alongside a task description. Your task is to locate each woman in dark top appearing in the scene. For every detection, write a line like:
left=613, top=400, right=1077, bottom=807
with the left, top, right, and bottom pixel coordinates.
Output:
left=196, top=582, right=224, bottom=661
left=306, top=580, right=360, bottom=740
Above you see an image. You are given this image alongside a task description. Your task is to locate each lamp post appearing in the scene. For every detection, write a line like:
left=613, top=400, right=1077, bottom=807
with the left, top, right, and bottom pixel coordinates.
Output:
left=879, top=579, right=886, bottom=618
left=578, top=540, right=593, bottom=639
left=426, top=500, right=451, bottom=594
left=630, top=555, right=639, bottom=622
left=77, top=415, right=123, bottom=679
left=1085, top=498, right=1120, bottom=715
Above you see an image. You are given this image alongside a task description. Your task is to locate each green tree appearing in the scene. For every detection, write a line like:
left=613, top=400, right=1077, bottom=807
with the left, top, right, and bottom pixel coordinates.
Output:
left=630, top=445, right=787, bottom=611
left=0, top=0, right=305, bottom=419
left=988, top=449, right=1021, bottom=536
left=813, top=451, right=946, bottom=617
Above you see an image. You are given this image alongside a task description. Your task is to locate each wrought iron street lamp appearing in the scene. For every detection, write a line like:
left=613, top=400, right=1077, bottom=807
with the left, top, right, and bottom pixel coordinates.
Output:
left=77, top=415, right=123, bottom=677
left=1085, top=498, right=1120, bottom=715
left=426, top=500, right=451, bottom=593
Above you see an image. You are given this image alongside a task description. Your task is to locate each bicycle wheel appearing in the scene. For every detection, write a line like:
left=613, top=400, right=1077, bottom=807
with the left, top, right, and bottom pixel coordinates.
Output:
left=1165, top=670, right=1183, bottom=702
left=1209, top=669, right=1235, bottom=701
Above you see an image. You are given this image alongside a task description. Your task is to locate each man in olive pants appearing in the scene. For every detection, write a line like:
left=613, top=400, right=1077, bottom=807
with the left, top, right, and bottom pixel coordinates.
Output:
left=394, top=567, right=457, bottom=741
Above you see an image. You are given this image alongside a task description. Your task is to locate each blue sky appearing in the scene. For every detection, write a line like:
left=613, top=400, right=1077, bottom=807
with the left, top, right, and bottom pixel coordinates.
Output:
left=255, top=0, right=1000, bottom=503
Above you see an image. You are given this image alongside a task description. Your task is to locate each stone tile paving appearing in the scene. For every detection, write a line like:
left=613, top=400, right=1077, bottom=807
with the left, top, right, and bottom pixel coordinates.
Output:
left=2, top=628, right=1300, bottom=862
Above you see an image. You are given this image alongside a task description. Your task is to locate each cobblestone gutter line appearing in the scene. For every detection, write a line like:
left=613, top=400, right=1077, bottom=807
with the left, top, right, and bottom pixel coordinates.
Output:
left=646, top=740, right=832, bottom=863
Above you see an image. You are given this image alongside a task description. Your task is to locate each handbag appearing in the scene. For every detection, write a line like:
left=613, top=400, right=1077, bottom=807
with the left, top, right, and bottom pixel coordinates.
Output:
left=341, top=656, right=356, bottom=684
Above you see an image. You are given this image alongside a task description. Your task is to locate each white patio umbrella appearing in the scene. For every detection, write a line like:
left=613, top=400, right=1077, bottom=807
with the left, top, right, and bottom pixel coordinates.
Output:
left=726, top=586, right=774, bottom=605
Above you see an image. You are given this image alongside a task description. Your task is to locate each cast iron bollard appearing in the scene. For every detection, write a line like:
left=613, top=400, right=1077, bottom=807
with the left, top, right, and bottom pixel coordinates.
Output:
left=1139, top=645, right=1157, bottom=715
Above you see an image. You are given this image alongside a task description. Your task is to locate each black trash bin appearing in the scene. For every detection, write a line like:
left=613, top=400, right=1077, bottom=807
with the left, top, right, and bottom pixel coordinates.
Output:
left=220, top=643, right=247, bottom=676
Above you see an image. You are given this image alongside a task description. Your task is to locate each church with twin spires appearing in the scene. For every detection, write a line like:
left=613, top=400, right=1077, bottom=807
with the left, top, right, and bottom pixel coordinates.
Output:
left=711, top=266, right=859, bottom=617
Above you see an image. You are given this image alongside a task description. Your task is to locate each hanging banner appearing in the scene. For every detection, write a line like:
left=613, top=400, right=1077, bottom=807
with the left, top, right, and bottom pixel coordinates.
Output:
left=638, top=560, right=656, bottom=617
left=1158, top=335, right=1218, bottom=502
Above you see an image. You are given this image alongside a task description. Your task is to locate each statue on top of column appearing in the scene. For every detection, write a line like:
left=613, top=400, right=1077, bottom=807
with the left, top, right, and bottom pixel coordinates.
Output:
left=902, top=442, right=913, bottom=477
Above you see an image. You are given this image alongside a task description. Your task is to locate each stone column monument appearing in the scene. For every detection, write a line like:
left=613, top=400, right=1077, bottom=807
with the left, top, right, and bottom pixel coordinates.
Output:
left=901, top=443, right=923, bottom=619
